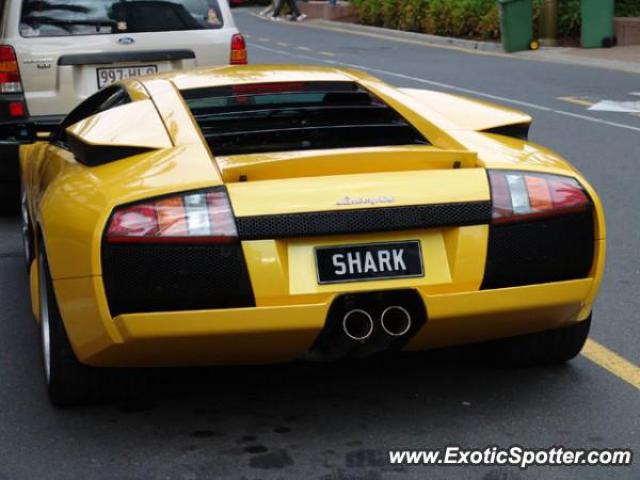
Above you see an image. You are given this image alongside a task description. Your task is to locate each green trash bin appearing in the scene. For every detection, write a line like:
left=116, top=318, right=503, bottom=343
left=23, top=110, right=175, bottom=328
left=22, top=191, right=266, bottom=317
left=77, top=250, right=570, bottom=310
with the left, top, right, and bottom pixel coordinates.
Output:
left=498, top=0, right=534, bottom=53
left=581, top=0, right=616, bottom=48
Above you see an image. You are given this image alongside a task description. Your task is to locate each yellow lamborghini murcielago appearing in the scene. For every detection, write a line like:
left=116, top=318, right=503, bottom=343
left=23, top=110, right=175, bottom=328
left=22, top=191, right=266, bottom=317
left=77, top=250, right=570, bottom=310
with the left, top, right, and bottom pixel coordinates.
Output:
left=18, top=65, right=605, bottom=405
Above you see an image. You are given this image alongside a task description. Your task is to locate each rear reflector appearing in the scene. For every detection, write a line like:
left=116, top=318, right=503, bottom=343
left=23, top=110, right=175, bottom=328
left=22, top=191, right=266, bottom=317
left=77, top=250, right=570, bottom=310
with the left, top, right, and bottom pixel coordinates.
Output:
left=488, top=170, right=590, bottom=223
left=107, top=188, right=238, bottom=243
left=8, top=101, right=25, bottom=117
left=0, top=45, right=23, bottom=94
left=230, top=33, right=248, bottom=65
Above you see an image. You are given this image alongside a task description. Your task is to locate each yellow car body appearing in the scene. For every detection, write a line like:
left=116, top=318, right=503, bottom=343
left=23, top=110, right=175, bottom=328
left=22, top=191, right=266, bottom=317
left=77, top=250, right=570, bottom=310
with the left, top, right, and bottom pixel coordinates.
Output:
left=20, top=65, right=605, bottom=368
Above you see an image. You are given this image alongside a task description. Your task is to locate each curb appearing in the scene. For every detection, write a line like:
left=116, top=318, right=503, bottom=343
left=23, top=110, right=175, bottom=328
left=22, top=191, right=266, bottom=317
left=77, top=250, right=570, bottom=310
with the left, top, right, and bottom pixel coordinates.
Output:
left=245, top=9, right=506, bottom=55
left=312, top=19, right=505, bottom=53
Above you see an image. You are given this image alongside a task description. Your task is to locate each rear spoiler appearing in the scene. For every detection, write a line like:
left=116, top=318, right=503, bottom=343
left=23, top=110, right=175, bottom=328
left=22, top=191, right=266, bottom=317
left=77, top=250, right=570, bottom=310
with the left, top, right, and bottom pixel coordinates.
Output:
left=398, top=88, right=533, bottom=140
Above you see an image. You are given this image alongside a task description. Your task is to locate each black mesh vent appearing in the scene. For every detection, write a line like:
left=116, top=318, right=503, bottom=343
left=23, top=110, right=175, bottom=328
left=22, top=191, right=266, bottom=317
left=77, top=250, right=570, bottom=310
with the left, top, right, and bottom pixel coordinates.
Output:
left=236, top=202, right=492, bottom=240
left=481, top=211, right=595, bottom=290
left=102, top=243, right=255, bottom=317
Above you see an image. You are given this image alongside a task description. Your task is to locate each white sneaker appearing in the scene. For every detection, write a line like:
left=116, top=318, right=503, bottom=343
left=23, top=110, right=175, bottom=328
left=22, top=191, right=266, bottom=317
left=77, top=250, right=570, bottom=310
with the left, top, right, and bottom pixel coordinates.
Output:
left=296, top=13, right=308, bottom=21
left=259, top=6, right=273, bottom=16
left=269, top=15, right=282, bottom=21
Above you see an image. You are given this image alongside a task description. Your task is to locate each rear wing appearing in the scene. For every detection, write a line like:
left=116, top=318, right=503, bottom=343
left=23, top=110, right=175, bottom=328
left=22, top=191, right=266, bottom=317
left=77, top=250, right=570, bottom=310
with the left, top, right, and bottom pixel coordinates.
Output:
left=398, top=88, right=533, bottom=140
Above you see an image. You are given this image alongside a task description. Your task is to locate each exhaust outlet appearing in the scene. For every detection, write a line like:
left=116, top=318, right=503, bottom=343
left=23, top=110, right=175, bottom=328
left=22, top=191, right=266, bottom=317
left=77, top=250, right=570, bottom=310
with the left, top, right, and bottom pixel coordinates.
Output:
left=342, top=309, right=374, bottom=341
left=380, top=306, right=412, bottom=336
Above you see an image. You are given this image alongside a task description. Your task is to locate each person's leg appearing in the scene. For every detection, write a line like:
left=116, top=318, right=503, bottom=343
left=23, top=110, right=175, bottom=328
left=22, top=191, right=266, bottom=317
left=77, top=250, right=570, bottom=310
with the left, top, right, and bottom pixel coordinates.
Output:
left=272, top=0, right=286, bottom=17
left=286, top=0, right=301, bottom=17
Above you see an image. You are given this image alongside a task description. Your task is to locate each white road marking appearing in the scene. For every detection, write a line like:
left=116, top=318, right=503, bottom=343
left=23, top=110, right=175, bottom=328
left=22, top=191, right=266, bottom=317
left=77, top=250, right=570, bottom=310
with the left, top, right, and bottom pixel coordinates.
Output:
left=248, top=42, right=640, bottom=133
left=589, top=100, right=640, bottom=113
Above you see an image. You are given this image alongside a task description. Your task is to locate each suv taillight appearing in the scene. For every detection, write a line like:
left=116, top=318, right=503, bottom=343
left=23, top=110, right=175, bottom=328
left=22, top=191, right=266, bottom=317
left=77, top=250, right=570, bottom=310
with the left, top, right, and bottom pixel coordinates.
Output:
left=230, top=33, right=248, bottom=65
left=106, top=188, right=238, bottom=244
left=488, top=170, right=590, bottom=224
left=0, top=46, right=23, bottom=94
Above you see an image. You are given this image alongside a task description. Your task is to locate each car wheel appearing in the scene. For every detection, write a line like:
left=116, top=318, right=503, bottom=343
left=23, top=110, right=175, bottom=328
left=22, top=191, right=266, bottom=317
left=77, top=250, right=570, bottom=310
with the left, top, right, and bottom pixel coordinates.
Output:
left=38, top=247, right=101, bottom=406
left=488, top=315, right=592, bottom=367
left=20, top=188, right=34, bottom=271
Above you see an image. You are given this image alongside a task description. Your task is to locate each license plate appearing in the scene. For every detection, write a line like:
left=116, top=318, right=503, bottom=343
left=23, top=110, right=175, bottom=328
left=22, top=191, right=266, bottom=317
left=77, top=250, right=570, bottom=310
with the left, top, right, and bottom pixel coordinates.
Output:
left=315, top=241, right=424, bottom=284
left=96, top=64, right=158, bottom=88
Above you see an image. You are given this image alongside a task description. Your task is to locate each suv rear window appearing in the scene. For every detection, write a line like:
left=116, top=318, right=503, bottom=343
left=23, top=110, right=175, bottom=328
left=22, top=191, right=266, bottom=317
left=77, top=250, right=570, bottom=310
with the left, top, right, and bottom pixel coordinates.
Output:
left=181, top=81, right=429, bottom=156
left=20, top=0, right=223, bottom=37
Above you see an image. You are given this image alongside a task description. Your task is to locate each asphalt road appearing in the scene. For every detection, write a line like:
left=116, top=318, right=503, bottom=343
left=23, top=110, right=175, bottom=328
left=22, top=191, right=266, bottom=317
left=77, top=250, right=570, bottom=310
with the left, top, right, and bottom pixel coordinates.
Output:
left=0, top=10, right=639, bottom=480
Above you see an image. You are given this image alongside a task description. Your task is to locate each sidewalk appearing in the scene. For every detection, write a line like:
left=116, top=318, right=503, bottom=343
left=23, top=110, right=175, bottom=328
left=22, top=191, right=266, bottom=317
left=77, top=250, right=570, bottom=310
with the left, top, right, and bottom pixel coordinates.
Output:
left=517, top=44, right=640, bottom=75
left=252, top=10, right=640, bottom=75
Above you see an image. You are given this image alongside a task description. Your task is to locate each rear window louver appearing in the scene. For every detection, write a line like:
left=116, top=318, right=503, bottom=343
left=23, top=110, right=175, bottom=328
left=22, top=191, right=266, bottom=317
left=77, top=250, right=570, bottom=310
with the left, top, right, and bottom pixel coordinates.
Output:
left=181, top=81, right=429, bottom=156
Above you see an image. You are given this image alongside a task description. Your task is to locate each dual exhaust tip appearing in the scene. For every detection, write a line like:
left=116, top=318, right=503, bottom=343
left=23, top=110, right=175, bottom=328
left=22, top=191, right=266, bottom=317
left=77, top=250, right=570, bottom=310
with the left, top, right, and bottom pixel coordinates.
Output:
left=342, top=306, right=412, bottom=341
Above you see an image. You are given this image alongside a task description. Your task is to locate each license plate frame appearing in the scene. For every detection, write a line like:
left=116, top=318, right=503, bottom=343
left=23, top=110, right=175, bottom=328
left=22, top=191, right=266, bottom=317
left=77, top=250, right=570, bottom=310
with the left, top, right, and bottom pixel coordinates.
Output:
left=96, top=64, right=159, bottom=88
left=314, top=240, right=424, bottom=285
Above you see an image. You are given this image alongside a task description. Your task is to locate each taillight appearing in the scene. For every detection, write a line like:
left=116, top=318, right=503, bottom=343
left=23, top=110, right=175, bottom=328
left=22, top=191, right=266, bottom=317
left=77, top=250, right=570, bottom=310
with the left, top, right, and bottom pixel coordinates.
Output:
left=107, top=189, right=238, bottom=243
left=488, top=170, right=590, bottom=224
left=0, top=45, right=23, bottom=94
left=230, top=33, right=248, bottom=65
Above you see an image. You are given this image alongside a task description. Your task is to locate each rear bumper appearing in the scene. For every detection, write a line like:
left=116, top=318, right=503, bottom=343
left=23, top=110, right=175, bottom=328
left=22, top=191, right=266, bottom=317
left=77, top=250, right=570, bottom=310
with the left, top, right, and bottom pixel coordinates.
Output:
left=53, top=275, right=595, bottom=367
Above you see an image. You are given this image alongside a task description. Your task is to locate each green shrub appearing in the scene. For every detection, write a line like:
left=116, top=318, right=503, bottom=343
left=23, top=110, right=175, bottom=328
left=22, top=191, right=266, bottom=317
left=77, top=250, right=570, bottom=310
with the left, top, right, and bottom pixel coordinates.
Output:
left=397, top=0, right=429, bottom=32
left=477, top=4, right=500, bottom=39
left=351, top=0, right=626, bottom=41
left=353, top=0, right=501, bottom=40
left=380, top=0, right=400, bottom=28
left=558, top=0, right=581, bottom=38
left=616, top=0, right=640, bottom=17
left=351, top=0, right=383, bottom=26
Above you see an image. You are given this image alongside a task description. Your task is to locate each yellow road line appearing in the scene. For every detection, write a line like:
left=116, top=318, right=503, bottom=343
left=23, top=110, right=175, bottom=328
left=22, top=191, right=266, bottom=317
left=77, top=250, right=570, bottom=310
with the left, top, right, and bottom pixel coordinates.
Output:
left=258, top=37, right=270, bottom=42
left=296, top=46, right=311, bottom=51
left=557, top=96, right=595, bottom=107
left=319, top=51, right=336, bottom=57
left=582, top=339, right=640, bottom=391
left=276, top=42, right=289, bottom=47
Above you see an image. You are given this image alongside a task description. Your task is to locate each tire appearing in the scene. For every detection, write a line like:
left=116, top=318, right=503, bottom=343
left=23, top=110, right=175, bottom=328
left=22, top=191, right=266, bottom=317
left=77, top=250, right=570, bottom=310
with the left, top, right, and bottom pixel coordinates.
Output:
left=20, top=187, right=34, bottom=271
left=488, top=315, right=592, bottom=367
left=38, top=247, right=102, bottom=406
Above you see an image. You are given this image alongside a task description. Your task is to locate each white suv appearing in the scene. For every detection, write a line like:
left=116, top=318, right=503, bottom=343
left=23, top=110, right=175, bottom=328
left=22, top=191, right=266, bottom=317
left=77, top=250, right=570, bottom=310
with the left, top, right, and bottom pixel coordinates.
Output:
left=0, top=0, right=246, bottom=188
